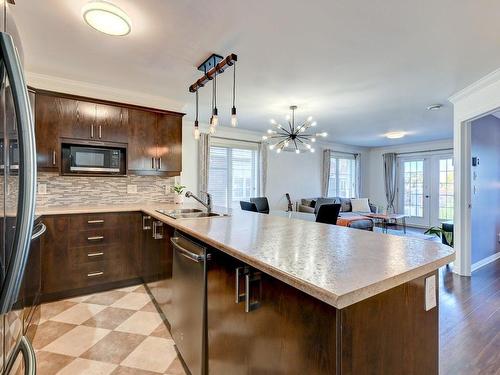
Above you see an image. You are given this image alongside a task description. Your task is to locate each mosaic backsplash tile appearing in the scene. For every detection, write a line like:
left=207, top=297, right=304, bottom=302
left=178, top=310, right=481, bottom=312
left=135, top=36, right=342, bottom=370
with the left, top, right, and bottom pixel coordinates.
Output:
left=36, top=172, right=176, bottom=208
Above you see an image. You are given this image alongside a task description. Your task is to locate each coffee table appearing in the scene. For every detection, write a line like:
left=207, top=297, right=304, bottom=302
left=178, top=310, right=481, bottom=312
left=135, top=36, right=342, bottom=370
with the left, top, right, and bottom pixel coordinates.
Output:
left=364, top=213, right=407, bottom=234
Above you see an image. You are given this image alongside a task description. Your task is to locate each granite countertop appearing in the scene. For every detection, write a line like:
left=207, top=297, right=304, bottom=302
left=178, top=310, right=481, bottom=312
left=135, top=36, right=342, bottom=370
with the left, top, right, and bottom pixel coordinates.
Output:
left=36, top=203, right=455, bottom=309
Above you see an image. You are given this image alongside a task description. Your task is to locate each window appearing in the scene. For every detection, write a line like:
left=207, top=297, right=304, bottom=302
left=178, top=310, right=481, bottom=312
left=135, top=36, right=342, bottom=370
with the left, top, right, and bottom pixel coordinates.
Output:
left=402, top=159, right=425, bottom=218
left=439, top=158, right=454, bottom=220
left=328, top=155, right=356, bottom=197
left=208, top=144, right=258, bottom=208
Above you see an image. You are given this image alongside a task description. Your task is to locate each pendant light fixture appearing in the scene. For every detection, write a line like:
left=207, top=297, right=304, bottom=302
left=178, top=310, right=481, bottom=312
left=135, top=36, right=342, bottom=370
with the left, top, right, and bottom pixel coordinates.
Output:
left=231, top=61, right=238, bottom=127
left=193, top=89, right=200, bottom=140
left=188, top=53, right=238, bottom=139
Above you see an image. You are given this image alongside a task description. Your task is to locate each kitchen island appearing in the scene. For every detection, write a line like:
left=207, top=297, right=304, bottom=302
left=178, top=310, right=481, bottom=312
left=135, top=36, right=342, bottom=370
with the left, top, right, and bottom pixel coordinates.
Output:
left=37, top=204, right=454, bottom=375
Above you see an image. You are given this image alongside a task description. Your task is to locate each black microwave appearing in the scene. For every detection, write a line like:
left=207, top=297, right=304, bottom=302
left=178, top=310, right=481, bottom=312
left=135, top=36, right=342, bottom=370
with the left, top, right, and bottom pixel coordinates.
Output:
left=62, top=144, right=125, bottom=175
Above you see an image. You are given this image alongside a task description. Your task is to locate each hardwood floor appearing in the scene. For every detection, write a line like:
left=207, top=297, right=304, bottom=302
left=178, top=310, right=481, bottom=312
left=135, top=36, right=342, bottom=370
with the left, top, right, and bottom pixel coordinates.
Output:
left=440, top=260, right=500, bottom=375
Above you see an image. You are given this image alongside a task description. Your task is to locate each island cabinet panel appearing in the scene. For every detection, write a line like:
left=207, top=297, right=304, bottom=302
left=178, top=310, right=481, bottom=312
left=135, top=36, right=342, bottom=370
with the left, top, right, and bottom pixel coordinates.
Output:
left=41, top=212, right=142, bottom=301
left=339, top=271, right=438, bottom=375
left=141, top=216, right=174, bottom=323
left=207, top=249, right=338, bottom=375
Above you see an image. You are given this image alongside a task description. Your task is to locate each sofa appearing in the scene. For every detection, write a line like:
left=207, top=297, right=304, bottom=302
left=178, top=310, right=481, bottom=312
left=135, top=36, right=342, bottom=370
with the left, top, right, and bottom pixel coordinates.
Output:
left=298, top=197, right=376, bottom=231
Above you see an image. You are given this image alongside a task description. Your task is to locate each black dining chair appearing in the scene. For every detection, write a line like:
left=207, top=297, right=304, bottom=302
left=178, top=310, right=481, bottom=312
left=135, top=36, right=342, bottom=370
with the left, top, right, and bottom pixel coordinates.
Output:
left=315, top=203, right=341, bottom=225
left=240, top=201, right=259, bottom=212
left=250, top=197, right=270, bottom=214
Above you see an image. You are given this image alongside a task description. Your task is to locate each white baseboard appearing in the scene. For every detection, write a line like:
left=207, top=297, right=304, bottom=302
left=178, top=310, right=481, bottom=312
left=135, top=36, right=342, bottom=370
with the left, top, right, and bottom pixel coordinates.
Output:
left=471, top=252, right=500, bottom=273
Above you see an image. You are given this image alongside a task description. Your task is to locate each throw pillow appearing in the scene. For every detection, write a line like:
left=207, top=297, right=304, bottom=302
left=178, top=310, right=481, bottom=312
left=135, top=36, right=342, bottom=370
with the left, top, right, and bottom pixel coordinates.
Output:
left=309, top=200, right=316, bottom=208
left=351, top=198, right=371, bottom=212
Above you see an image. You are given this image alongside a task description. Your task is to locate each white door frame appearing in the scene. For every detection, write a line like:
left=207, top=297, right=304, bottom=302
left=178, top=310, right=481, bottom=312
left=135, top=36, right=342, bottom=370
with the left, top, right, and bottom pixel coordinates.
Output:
left=449, top=68, right=500, bottom=276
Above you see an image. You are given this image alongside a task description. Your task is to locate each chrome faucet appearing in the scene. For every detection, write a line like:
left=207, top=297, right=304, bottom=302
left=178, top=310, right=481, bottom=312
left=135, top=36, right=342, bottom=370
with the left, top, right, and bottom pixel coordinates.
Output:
left=185, top=191, right=212, bottom=213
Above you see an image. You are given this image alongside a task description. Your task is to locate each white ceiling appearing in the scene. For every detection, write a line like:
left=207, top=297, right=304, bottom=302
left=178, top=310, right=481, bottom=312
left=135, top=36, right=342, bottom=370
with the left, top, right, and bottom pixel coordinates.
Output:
left=11, top=0, right=500, bottom=147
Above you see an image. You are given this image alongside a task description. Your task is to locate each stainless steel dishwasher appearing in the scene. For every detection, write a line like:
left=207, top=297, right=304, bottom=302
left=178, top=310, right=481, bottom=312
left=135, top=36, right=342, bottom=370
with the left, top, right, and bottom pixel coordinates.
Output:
left=170, top=231, right=209, bottom=375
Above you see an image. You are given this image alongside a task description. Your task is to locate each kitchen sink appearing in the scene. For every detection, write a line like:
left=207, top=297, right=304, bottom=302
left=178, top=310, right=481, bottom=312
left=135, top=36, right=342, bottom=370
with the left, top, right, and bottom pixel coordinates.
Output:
left=156, top=209, right=228, bottom=219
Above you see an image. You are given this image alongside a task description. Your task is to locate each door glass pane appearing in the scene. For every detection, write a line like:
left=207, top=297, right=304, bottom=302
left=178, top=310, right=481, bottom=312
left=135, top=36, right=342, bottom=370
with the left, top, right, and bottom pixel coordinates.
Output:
left=438, top=158, right=454, bottom=220
left=231, top=148, right=256, bottom=208
left=403, top=160, right=424, bottom=217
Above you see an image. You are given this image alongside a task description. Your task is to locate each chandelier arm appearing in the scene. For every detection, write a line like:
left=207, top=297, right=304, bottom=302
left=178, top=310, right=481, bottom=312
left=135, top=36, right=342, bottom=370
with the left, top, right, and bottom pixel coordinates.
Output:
left=297, top=134, right=313, bottom=140
left=293, top=139, right=299, bottom=150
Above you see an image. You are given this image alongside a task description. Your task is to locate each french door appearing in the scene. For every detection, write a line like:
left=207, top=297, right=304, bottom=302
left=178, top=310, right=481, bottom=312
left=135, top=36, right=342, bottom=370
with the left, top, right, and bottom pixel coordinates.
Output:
left=398, top=154, right=454, bottom=227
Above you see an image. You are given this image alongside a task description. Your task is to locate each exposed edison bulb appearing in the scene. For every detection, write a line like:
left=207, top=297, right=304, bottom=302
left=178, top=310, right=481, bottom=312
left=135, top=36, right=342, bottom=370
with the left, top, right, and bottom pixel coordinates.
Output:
left=307, top=116, right=313, bottom=122
left=277, top=124, right=282, bottom=129
left=299, top=127, right=306, bottom=132
left=212, top=115, right=219, bottom=126
left=269, top=144, right=275, bottom=150
left=267, top=129, right=276, bottom=134
left=284, top=140, right=289, bottom=147
left=276, top=148, right=281, bottom=154
left=316, top=132, right=328, bottom=137
left=231, top=107, right=237, bottom=127
left=295, top=149, right=300, bottom=154
left=286, top=114, right=291, bottom=121
left=311, top=121, right=317, bottom=127
left=305, top=144, right=311, bottom=149
left=262, top=135, right=268, bottom=140
left=270, top=119, right=277, bottom=125
left=310, top=148, right=315, bottom=153
left=193, top=126, right=200, bottom=140
left=311, top=137, right=316, bottom=142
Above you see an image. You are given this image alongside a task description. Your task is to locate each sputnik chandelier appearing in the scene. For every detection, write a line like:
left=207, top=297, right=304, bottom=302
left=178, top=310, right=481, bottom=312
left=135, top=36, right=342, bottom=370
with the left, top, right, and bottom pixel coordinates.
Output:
left=262, top=106, right=327, bottom=154
left=189, top=53, right=238, bottom=140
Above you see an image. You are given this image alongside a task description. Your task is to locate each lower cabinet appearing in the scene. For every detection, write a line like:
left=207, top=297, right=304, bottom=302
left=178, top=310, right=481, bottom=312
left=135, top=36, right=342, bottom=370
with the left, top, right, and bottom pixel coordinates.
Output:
left=207, top=249, right=338, bottom=375
left=141, top=214, right=174, bottom=323
left=41, top=212, right=142, bottom=299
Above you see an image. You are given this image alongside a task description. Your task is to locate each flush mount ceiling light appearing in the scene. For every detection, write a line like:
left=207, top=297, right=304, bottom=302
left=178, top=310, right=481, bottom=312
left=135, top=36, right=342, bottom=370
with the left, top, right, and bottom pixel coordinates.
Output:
left=427, top=104, right=443, bottom=111
left=263, top=106, right=327, bottom=154
left=385, top=131, right=406, bottom=139
left=82, top=1, right=131, bottom=36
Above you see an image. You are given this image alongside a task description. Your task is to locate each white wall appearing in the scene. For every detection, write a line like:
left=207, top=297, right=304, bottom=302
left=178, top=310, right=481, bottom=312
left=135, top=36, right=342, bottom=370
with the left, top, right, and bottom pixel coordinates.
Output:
left=366, top=139, right=453, bottom=208
left=181, top=122, right=368, bottom=210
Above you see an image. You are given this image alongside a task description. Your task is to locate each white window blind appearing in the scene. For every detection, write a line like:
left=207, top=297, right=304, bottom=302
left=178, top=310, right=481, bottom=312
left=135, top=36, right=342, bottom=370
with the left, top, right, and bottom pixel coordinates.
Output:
left=208, top=144, right=258, bottom=208
left=328, top=154, right=356, bottom=197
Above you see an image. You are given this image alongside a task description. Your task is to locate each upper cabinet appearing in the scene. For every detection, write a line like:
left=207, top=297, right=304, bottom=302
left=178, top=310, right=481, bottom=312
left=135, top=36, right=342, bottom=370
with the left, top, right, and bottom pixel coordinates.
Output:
left=33, top=89, right=183, bottom=176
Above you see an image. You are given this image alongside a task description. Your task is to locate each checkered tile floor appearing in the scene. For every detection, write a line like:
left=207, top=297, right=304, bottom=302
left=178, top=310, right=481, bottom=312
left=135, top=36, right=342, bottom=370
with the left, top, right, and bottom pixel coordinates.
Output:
left=32, top=284, right=186, bottom=375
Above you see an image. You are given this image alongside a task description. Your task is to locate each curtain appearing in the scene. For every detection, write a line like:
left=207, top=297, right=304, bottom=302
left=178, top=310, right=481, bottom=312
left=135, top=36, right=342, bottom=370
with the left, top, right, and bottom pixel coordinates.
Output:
left=258, top=141, right=268, bottom=196
left=354, top=153, right=361, bottom=198
left=322, top=149, right=331, bottom=197
left=198, top=133, right=211, bottom=195
left=383, top=153, right=397, bottom=213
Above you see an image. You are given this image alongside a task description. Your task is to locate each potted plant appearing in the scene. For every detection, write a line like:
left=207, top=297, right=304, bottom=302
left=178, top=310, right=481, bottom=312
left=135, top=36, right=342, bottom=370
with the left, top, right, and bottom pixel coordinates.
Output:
left=172, top=184, right=186, bottom=204
left=424, top=226, right=453, bottom=247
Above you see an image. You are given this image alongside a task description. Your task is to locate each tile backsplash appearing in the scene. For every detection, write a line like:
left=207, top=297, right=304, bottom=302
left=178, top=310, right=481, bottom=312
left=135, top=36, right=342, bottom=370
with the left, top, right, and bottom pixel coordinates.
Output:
left=36, top=172, right=176, bottom=208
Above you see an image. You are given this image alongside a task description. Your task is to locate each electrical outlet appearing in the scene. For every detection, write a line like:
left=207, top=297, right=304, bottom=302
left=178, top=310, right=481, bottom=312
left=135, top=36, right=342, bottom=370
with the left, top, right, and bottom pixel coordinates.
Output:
left=127, top=185, right=137, bottom=194
left=38, top=184, right=47, bottom=195
left=425, top=275, right=436, bottom=311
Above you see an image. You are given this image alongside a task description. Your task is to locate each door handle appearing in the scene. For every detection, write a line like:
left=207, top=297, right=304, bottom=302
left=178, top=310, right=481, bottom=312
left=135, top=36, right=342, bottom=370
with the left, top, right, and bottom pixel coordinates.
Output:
left=52, top=149, right=56, bottom=166
left=87, top=252, right=104, bottom=257
left=152, top=157, right=156, bottom=169
left=245, top=271, right=262, bottom=313
left=170, top=237, right=206, bottom=262
left=142, top=215, right=151, bottom=230
left=90, top=124, right=94, bottom=138
left=157, top=157, right=162, bottom=170
left=152, top=221, right=164, bottom=240
left=235, top=266, right=248, bottom=304
left=87, top=271, right=104, bottom=277
left=87, top=236, right=104, bottom=241
left=87, top=219, right=104, bottom=224
left=98, top=125, right=102, bottom=139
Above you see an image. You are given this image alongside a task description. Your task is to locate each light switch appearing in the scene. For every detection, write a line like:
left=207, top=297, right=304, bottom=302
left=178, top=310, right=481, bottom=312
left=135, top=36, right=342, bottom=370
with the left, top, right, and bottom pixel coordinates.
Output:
left=38, top=184, right=47, bottom=195
left=127, top=185, right=137, bottom=194
left=425, top=275, right=436, bottom=311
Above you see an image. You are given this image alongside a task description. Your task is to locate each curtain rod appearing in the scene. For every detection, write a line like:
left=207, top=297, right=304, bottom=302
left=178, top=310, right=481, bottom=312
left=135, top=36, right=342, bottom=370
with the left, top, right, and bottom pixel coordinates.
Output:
left=332, top=150, right=360, bottom=156
left=211, top=136, right=260, bottom=145
left=396, top=147, right=452, bottom=156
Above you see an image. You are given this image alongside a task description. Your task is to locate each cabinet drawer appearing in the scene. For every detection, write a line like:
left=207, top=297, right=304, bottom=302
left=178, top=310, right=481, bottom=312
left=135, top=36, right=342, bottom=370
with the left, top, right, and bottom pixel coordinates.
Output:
left=68, top=244, right=129, bottom=266
left=73, top=261, right=132, bottom=286
left=69, top=213, right=130, bottom=231
left=68, top=228, right=126, bottom=247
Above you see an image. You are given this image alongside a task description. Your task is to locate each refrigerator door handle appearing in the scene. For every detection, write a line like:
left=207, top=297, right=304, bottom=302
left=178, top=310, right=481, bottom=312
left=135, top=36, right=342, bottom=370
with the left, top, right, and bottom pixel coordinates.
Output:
left=0, top=32, right=37, bottom=315
left=4, top=336, right=36, bottom=375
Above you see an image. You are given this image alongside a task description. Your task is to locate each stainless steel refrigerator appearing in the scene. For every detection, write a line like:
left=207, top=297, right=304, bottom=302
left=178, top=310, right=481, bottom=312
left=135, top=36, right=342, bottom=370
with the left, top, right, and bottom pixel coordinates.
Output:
left=0, top=1, right=38, bottom=375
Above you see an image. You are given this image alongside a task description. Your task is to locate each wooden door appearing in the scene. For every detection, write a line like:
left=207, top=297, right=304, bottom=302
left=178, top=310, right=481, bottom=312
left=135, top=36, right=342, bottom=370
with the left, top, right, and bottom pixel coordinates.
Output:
left=207, top=249, right=338, bottom=375
left=96, top=103, right=128, bottom=143
left=156, top=114, right=182, bottom=173
left=128, top=109, right=157, bottom=172
left=35, top=94, right=76, bottom=170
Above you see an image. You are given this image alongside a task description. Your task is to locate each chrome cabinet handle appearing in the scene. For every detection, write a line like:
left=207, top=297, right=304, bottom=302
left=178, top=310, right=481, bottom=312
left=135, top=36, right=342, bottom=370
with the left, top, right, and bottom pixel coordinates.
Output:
left=87, top=236, right=104, bottom=241
left=52, top=150, right=56, bottom=166
left=158, top=157, right=162, bottom=170
left=87, top=219, right=104, bottom=224
left=142, top=215, right=151, bottom=230
left=87, top=271, right=104, bottom=277
left=87, top=252, right=104, bottom=257
left=152, top=157, right=156, bottom=169
left=245, top=271, right=262, bottom=313
left=98, top=125, right=102, bottom=139
left=235, top=266, right=248, bottom=304
left=31, top=223, right=46, bottom=240
left=90, top=124, right=94, bottom=138
left=0, top=33, right=37, bottom=315
left=152, top=221, right=164, bottom=240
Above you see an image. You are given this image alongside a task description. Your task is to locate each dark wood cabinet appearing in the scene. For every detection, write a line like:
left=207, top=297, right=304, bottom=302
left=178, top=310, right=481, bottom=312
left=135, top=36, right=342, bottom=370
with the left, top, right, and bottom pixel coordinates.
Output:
left=41, top=212, right=142, bottom=300
left=207, top=249, right=338, bottom=375
left=33, top=89, right=183, bottom=175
